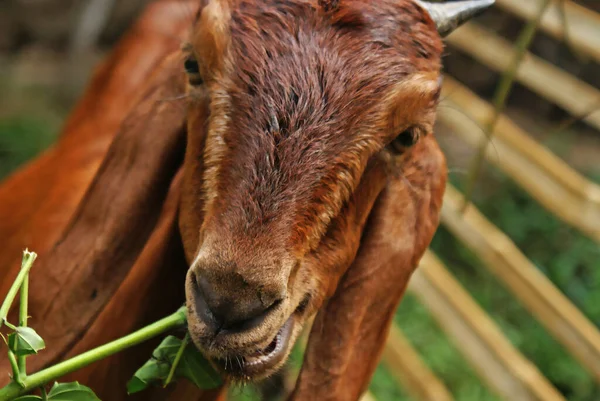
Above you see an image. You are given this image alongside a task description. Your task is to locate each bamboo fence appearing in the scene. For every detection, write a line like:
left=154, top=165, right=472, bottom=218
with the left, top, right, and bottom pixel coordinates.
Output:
left=363, top=1, right=600, bottom=400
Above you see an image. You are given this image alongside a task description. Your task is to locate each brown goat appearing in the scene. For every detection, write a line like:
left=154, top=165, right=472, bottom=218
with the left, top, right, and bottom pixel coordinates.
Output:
left=0, top=0, right=493, bottom=400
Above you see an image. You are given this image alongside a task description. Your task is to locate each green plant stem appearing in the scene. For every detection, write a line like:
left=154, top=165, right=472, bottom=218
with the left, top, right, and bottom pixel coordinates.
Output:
left=7, top=351, right=22, bottom=388
left=0, top=307, right=187, bottom=401
left=0, top=251, right=37, bottom=328
left=17, top=272, right=29, bottom=376
left=40, top=386, right=47, bottom=401
left=460, top=0, right=552, bottom=212
left=164, top=333, right=189, bottom=387
left=3, top=321, right=16, bottom=331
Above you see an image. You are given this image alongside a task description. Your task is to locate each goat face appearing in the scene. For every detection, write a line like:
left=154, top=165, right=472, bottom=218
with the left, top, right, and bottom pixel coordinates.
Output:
left=180, top=0, right=444, bottom=381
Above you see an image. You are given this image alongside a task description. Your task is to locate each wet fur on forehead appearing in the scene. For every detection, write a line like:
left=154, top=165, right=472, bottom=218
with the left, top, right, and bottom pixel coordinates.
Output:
left=191, top=0, right=443, bottom=253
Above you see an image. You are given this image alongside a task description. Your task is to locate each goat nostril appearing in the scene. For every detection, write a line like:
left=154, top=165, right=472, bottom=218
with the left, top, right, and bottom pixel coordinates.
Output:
left=191, top=272, right=223, bottom=330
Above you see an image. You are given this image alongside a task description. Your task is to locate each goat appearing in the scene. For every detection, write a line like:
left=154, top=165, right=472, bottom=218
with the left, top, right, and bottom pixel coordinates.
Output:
left=0, top=0, right=493, bottom=400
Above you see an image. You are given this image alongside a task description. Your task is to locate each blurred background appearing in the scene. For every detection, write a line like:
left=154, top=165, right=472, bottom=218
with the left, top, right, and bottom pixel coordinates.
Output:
left=1, top=1, right=599, bottom=400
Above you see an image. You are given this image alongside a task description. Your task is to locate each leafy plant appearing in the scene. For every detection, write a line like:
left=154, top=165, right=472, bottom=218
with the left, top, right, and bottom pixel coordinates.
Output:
left=7, top=328, right=45, bottom=357
left=36, top=382, right=100, bottom=401
left=0, top=250, right=223, bottom=400
left=127, top=335, right=222, bottom=394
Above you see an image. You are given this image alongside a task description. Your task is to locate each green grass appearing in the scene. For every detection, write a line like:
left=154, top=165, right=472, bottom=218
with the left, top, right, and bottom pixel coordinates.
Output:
left=0, top=115, right=60, bottom=180
left=393, top=294, right=500, bottom=401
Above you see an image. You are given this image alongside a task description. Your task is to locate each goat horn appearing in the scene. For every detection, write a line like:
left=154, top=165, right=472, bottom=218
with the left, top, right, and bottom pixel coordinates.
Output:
left=415, top=0, right=495, bottom=37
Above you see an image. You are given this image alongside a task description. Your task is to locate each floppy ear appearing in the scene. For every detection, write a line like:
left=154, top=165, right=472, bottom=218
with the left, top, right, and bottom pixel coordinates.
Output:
left=0, top=2, right=226, bottom=399
left=60, top=168, right=188, bottom=398
left=0, top=52, right=194, bottom=394
left=291, top=136, right=447, bottom=401
left=53, top=170, right=224, bottom=401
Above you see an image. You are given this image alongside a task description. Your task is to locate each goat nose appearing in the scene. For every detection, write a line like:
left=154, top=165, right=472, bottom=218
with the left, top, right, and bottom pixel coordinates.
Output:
left=192, top=272, right=284, bottom=332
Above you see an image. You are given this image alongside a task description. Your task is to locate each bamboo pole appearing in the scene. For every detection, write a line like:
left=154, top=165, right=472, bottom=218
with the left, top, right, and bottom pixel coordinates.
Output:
left=409, top=251, right=565, bottom=401
left=381, top=325, right=455, bottom=401
left=446, top=23, right=600, bottom=132
left=360, top=392, right=378, bottom=401
left=439, top=76, right=600, bottom=243
left=460, top=0, right=552, bottom=212
left=440, top=184, right=600, bottom=380
left=496, top=0, right=600, bottom=63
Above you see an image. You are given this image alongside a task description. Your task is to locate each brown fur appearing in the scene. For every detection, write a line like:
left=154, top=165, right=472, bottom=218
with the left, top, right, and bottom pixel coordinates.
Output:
left=0, top=0, right=447, bottom=400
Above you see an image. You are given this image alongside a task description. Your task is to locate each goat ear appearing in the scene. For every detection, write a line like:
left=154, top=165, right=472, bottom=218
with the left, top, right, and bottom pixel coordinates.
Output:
left=15, top=54, right=189, bottom=385
left=51, top=170, right=225, bottom=401
left=292, top=136, right=447, bottom=400
left=57, top=169, right=188, bottom=396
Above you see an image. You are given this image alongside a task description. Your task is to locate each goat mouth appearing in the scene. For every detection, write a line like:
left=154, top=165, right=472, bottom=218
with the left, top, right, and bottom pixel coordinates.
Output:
left=214, top=316, right=294, bottom=380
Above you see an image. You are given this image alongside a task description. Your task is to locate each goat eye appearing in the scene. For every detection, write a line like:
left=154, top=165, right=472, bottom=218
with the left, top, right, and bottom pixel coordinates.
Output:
left=184, top=57, right=203, bottom=85
left=390, top=128, right=419, bottom=154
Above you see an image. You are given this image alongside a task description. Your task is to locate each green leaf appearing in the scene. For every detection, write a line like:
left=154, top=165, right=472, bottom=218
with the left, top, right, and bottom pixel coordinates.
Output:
left=13, top=396, right=42, bottom=401
left=176, top=343, right=222, bottom=389
left=126, top=336, right=179, bottom=394
left=47, top=382, right=100, bottom=401
left=127, top=335, right=222, bottom=394
left=126, top=359, right=170, bottom=394
left=151, top=336, right=182, bottom=361
left=8, top=327, right=46, bottom=356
